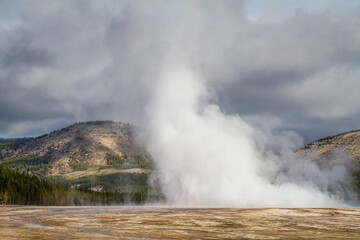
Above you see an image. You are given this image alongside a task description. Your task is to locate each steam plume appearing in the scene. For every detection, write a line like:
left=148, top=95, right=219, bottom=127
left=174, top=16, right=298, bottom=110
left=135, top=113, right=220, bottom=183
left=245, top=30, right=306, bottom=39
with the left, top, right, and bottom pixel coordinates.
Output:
left=145, top=62, right=356, bottom=207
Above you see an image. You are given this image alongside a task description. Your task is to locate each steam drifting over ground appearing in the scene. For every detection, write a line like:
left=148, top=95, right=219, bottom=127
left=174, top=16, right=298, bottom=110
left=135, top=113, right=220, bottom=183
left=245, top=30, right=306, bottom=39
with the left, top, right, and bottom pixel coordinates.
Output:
left=144, top=62, right=357, bottom=207
left=1, top=1, right=360, bottom=207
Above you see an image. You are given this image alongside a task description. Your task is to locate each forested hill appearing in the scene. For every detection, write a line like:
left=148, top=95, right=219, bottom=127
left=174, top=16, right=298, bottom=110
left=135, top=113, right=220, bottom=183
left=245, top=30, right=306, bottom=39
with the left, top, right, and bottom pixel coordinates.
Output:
left=0, top=121, right=152, bottom=178
left=0, top=165, right=147, bottom=205
left=0, top=121, right=155, bottom=202
left=0, top=137, right=33, bottom=159
left=0, top=137, right=33, bottom=144
left=0, top=121, right=151, bottom=176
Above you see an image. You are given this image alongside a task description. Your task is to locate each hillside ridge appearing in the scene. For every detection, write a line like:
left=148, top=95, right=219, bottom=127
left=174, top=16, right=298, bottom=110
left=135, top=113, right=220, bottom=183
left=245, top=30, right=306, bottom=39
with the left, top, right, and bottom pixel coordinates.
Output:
left=0, top=121, right=151, bottom=178
left=297, top=129, right=360, bottom=162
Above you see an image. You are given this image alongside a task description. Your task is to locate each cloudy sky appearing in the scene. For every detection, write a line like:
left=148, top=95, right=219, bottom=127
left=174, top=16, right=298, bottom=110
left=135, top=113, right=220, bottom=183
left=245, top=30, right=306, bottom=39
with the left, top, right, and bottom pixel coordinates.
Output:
left=1, top=0, right=360, bottom=143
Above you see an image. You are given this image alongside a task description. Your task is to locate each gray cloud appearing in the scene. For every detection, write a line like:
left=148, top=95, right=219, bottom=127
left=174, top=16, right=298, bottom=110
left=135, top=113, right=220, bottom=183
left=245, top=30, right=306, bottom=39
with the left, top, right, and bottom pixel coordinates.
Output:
left=0, top=0, right=359, bottom=142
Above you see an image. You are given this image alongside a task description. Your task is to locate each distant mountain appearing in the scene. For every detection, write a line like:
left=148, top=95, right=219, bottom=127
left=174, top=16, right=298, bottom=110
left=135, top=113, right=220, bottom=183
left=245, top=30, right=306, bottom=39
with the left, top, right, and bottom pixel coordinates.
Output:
left=297, top=129, right=360, bottom=194
left=2, top=122, right=359, bottom=198
left=297, top=129, right=360, bottom=163
left=0, top=121, right=154, bottom=194
left=0, top=137, right=33, bottom=144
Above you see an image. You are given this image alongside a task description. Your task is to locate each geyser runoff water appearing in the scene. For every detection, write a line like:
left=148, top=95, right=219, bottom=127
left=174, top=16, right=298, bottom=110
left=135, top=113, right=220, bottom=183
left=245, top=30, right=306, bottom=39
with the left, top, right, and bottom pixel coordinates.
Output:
left=145, top=64, right=356, bottom=208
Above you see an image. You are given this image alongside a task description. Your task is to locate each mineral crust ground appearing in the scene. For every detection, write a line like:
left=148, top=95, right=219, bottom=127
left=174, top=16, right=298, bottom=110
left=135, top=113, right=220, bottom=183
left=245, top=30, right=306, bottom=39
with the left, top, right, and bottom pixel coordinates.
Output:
left=0, top=206, right=359, bottom=239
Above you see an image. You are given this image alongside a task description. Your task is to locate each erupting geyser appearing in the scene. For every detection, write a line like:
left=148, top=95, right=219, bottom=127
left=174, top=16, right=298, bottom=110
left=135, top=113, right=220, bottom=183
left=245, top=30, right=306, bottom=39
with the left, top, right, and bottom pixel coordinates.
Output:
left=144, top=63, right=356, bottom=208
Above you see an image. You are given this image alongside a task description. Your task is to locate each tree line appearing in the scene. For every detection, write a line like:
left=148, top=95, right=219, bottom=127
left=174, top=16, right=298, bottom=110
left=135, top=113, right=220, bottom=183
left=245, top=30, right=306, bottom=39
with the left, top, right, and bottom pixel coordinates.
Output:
left=0, top=164, right=153, bottom=205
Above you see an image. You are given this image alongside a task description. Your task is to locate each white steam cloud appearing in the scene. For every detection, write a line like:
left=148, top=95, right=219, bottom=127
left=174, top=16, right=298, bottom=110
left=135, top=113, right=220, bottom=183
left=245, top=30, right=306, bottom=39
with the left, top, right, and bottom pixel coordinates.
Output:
left=145, top=61, right=357, bottom=207
left=1, top=1, right=359, bottom=207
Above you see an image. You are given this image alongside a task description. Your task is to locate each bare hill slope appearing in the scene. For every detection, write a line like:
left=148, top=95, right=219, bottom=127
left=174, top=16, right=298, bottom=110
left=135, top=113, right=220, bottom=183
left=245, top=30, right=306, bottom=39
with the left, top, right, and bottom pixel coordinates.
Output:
left=1, top=121, right=150, bottom=177
left=297, top=130, right=360, bottom=162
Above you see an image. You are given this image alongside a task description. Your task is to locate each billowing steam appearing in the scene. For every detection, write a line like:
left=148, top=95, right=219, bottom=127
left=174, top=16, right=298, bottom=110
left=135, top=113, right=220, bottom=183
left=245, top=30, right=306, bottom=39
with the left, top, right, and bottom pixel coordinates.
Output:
left=145, top=62, right=357, bottom=207
left=1, top=1, right=359, bottom=207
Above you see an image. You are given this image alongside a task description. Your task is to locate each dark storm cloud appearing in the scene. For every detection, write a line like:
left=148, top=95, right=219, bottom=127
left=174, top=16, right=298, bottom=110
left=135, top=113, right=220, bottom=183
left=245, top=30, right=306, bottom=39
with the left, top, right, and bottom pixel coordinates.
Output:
left=208, top=7, right=360, bottom=142
left=1, top=39, right=51, bottom=68
left=0, top=0, right=359, bottom=142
